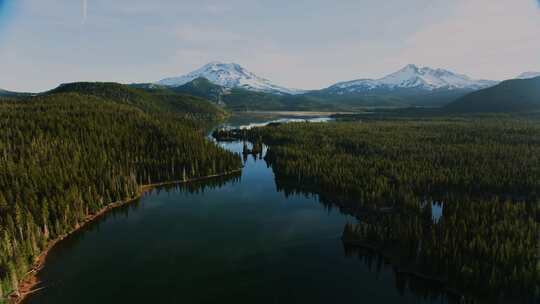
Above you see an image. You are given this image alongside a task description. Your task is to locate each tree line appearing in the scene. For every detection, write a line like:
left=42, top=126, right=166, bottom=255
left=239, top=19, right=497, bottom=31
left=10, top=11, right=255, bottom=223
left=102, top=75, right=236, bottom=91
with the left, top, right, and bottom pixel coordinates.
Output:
left=225, top=118, right=540, bottom=302
left=0, top=91, right=241, bottom=299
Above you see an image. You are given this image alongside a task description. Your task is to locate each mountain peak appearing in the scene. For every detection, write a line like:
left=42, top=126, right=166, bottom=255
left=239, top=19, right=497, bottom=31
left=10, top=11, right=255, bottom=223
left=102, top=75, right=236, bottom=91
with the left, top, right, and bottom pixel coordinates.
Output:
left=157, top=62, right=304, bottom=95
left=403, top=64, right=419, bottom=71
left=203, top=61, right=244, bottom=70
left=328, top=65, right=498, bottom=92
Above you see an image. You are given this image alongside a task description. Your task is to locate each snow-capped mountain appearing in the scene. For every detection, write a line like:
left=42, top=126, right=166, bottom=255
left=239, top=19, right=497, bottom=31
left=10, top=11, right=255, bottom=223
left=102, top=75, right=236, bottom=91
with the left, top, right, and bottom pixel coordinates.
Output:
left=326, top=64, right=497, bottom=93
left=516, top=72, right=540, bottom=80
left=157, top=62, right=304, bottom=95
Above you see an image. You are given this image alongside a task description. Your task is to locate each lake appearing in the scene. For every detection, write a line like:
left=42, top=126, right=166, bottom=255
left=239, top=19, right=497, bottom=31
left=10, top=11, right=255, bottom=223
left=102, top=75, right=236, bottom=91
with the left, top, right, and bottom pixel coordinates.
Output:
left=24, top=115, right=456, bottom=304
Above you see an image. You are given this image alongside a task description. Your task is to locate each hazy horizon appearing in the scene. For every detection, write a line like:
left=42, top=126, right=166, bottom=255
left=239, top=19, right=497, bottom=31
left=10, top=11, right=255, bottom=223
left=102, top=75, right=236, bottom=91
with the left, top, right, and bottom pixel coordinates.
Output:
left=1, top=0, right=539, bottom=92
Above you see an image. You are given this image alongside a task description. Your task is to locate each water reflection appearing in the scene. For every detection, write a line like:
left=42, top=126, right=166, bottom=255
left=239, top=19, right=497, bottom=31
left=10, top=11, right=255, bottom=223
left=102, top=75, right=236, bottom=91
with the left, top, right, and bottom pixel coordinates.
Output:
left=233, top=117, right=333, bottom=130
left=220, top=114, right=334, bottom=130
left=221, top=117, right=537, bottom=304
left=26, top=116, right=533, bottom=304
left=431, top=201, right=444, bottom=223
left=343, top=245, right=461, bottom=304
left=219, top=137, right=464, bottom=303
left=146, top=172, right=242, bottom=196
left=45, top=172, right=243, bottom=260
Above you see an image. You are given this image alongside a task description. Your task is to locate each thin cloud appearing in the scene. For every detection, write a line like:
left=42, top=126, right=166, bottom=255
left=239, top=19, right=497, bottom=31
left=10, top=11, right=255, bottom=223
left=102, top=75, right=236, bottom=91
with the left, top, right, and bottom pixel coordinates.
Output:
left=82, top=0, right=87, bottom=24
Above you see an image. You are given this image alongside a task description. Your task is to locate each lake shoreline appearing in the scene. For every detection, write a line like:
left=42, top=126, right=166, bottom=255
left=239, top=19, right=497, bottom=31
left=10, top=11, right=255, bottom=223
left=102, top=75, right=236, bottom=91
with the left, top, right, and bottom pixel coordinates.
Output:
left=342, top=239, right=466, bottom=301
left=234, top=110, right=355, bottom=117
left=10, top=169, right=242, bottom=304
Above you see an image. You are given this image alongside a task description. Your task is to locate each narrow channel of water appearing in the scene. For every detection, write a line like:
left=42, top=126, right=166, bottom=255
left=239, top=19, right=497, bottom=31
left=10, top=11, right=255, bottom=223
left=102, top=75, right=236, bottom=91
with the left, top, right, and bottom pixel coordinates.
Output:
left=25, top=116, right=456, bottom=304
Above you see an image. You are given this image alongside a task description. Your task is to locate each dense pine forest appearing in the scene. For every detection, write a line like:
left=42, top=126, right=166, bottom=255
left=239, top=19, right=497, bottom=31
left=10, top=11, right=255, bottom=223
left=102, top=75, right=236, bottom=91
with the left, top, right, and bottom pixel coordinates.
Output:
left=218, top=118, right=540, bottom=302
left=0, top=84, right=242, bottom=300
left=50, top=82, right=229, bottom=121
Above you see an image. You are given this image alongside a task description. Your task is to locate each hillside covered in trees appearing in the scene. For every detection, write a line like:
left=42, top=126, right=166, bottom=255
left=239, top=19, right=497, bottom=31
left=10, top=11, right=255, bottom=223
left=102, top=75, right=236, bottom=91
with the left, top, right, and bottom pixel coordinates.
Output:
left=221, top=118, right=540, bottom=302
left=49, top=82, right=229, bottom=121
left=445, top=76, right=540, bottom=113
left=0, top=85, right=242, bottom=300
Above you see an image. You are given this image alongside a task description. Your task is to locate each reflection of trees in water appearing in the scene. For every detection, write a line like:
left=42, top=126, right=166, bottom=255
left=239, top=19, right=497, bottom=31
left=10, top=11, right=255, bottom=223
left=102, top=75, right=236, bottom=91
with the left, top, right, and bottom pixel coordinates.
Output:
left=243, top=150, right=264, bottom=163
left=343, top=244, right=463, bottom=304
left=47, top=198, right=144, bottom=258
left=340, top=197, right=540, bottom=303
left=242, top=141, right=265, bottom=163
left=266, top=151, right=540, bottom=304
left=266, top=153, right=464, bottom=302
left=274, top=176, right=371, bottom=218
left=146, top=172, right=242, bottom=196
left=47, top=172, right=242, bottom=260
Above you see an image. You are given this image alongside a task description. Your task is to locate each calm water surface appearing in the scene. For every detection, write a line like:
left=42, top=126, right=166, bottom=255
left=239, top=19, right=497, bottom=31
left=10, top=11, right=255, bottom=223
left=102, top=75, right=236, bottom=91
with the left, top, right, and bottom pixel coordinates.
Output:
left=25, top=116, right=454, bottom=304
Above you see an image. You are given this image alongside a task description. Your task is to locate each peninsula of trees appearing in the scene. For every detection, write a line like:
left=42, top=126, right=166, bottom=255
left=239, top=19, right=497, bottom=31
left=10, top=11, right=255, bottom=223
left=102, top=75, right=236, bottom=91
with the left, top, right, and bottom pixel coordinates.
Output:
left=221, top=118, right=540, bottom=301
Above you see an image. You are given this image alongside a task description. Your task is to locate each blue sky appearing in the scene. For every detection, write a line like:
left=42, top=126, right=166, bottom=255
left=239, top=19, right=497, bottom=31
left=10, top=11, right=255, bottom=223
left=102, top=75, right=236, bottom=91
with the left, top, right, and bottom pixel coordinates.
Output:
left=0, top=0, right=15, bottom=34
left=0, top=0, right=539, bottom=92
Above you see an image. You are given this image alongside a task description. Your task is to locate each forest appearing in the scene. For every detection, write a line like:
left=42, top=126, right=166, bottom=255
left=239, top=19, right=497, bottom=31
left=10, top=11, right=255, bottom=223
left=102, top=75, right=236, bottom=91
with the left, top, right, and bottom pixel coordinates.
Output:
left=218, top=117, right=540, bottom=302
left=0, top=86, right=242, bottom=300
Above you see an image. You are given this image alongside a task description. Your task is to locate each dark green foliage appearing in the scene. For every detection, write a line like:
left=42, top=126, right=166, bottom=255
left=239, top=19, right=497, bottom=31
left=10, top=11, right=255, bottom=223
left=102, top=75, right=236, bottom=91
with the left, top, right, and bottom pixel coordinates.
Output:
left=208, top=87, right=415, bottom=111
left=0, top=91, right=241, bottom=297
left=164, top=78, right=331, bottom=111
left=220, top=88, right=336, bottom=111
left=233, top=118, right=540, bottom=301
left=49, top=82, right=228, bottom=120
left=305, top=87, right=474, bottom=108
left=237, top=119, right=540, bottom=200
left=170, top=77, right=228, bottom=105
left=343, top=197, right=540, bottom=302
left=446, top=76, right=540, bottom=113
left=166, top=79, right=387, bottom=111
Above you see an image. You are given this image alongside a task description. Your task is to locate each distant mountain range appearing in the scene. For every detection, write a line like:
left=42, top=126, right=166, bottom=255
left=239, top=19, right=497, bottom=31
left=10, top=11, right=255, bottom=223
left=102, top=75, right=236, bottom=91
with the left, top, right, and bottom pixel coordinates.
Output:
left=157, top=62, right=497, bottom=94
left=446, top=76, right=540, bottom=113
left=154, top=62, right=506, bottom=110
left=157, top=62, right=304, bottom=95
left=324, top=64, right=497, bottom=92
left=0, top=89, right=11, bottom=97
left=3, top=62, right=539, bottom=113
left=168, top=77, right=327, bottom=111
left=516, top=71, right=540, bottom=80
left=305, top=64, right=500, bottom=107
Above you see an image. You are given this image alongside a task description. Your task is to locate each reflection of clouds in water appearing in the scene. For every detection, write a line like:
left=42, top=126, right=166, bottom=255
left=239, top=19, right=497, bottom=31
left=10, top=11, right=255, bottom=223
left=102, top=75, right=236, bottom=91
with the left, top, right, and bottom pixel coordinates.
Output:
left=260, top=198, right=352, bottom=245
left=421, top=200, right=444, bottom=223
left=432, top=201, right=444, bottom=223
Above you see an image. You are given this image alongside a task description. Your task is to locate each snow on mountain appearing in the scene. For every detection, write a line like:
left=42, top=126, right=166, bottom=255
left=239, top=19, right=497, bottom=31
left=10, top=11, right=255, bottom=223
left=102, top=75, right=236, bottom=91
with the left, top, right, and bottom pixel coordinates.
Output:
left=157, top=62, right=304, bottom=95
left=328, top=64, right=498, bottom=93
left=516, top=72, right=540, bottom=79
